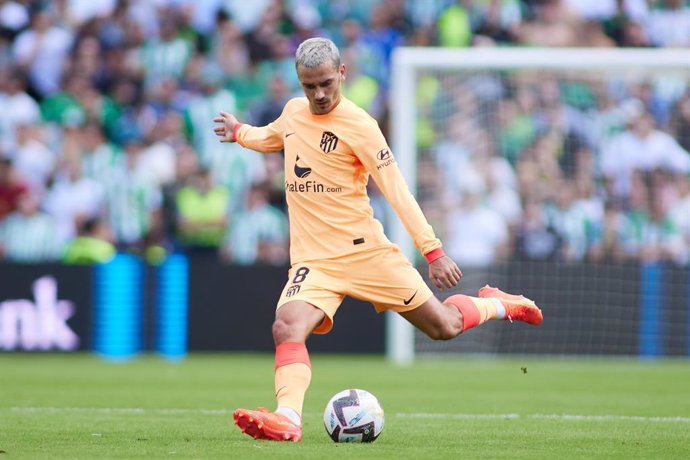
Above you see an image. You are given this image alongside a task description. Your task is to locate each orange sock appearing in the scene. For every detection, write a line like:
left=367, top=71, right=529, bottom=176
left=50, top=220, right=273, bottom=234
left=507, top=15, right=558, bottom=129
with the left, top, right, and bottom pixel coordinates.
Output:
left=274, top=342, right=311, bottom=421
left=444, top=294, right=502, bottom=331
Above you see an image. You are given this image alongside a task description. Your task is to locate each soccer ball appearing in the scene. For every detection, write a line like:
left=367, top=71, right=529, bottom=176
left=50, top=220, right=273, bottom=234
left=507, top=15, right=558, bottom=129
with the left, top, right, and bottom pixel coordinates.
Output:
left=323, top=388, right=385, bottom=443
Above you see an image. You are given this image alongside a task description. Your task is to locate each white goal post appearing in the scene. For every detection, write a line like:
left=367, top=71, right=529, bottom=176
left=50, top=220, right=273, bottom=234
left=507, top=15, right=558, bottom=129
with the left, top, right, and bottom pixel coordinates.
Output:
left=387, top=47, right=690, bottom=364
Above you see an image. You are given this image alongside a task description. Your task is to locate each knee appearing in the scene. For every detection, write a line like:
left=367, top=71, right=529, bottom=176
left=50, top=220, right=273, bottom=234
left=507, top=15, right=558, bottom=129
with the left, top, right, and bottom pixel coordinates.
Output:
left=425, top=321, right=460, bottom=341
left=272, top=317, right=294, bottom=343
left=272, top=316, right=312, bottom=343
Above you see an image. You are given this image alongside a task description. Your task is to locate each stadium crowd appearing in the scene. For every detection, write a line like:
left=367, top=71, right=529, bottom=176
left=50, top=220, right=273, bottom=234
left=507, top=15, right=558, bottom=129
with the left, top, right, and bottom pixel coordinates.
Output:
left=0, top=0, right=689, bottom=266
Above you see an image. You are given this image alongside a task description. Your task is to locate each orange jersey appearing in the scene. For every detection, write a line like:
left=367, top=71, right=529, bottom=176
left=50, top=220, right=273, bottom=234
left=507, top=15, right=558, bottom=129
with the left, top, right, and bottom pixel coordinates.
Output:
left=235, top=96, right=441, bottom=264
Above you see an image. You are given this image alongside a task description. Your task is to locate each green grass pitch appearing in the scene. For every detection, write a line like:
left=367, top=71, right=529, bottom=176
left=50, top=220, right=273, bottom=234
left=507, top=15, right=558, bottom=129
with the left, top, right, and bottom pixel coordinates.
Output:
left=1, top=353, right=689, bottom=459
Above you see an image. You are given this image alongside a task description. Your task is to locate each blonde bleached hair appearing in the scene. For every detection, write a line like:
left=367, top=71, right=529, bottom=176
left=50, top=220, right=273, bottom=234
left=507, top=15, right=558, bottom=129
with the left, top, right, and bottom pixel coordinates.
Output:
left=295, top=37, right=341, bottom=69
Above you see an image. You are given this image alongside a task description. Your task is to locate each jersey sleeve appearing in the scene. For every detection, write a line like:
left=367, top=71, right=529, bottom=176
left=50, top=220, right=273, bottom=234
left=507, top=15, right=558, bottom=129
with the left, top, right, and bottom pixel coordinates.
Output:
left=235, top=108, right=286, bottom=153
left=353, top=118, right=443, bottom=257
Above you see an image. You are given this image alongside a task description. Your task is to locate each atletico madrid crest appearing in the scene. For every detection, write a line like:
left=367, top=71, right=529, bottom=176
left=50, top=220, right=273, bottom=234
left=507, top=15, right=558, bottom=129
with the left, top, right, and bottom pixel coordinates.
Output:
left=320, top=131, right=338, bottom=153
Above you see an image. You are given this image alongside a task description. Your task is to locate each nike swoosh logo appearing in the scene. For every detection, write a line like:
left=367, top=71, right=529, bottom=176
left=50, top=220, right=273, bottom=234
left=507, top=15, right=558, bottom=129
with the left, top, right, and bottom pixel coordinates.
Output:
left=403, top=290, right=418, bottom=305
left=285, top=132, right=295, bottom=138
left=276, top=386, right=288, bottom=397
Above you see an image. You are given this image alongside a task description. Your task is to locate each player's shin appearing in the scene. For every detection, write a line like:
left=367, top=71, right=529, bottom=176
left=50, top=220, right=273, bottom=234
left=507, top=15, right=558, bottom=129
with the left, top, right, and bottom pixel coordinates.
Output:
left=274, top=342, right=312, bottom=426
left=443, top=294, right=505, bottom=331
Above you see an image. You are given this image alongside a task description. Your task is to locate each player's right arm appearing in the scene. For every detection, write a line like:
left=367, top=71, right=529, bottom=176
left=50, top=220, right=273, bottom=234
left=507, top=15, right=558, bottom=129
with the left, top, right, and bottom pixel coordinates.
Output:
left=213, top=110, right=285, bottom=153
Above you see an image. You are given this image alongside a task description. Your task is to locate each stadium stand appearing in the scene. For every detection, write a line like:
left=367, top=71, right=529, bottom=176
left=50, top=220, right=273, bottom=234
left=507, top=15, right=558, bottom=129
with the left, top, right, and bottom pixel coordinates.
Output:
left=0, top=0, right=688, bottom=267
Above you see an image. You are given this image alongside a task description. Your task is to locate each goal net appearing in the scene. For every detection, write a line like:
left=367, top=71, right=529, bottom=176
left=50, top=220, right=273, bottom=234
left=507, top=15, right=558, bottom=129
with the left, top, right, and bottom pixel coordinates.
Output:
left=387, top=48, right=690, bottom=363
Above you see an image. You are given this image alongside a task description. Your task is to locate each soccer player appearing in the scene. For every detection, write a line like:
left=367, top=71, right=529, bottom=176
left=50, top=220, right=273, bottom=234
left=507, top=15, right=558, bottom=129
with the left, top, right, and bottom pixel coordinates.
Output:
left=213, top=37, right=542, bottom=442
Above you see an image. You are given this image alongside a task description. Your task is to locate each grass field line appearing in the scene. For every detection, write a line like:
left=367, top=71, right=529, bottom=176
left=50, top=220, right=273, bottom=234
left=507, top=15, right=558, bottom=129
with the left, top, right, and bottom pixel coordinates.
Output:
left=6, top=407, right=690, bottom=423
left=7, top=407, right=228, bottom=415
left=398, top=412, right=690, bottom=423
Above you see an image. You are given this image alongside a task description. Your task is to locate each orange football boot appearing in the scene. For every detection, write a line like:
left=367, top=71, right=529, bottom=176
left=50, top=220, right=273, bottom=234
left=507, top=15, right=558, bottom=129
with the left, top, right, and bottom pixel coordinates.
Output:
left=478, top=285, right=543, bottom=325
left=233, top=407, right=302, bottom=442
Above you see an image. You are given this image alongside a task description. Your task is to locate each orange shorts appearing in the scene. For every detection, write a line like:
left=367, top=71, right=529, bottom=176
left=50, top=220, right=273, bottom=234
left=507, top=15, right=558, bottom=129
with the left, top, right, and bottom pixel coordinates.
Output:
left=276, top=245, right=433, bottom=334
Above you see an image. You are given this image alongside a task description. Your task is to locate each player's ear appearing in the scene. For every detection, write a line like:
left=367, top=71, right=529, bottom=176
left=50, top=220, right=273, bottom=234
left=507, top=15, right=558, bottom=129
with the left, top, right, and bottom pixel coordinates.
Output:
left=340, top=64, right=346, bottom=82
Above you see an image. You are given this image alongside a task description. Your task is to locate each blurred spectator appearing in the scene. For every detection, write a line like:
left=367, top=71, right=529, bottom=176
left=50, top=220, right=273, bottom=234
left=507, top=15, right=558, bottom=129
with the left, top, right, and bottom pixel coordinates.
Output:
left=221, top=182, right=288, bottom=266
left=416, top=155, right=445, bottom=226
left=40, top=72, right=87, bottom=126
left=600, top=98, right=690, bottom=203
left=358, top=3, right=403, bottom=88
left=161, top=144, right=199, bottom=243
left=434, top=121, right=521, bottom=228
left=515, top=0, right=580, bottom=47
left=103, top=140, right=162, bottom=251
left=107, top=77, right=146, bottom=145
left=444, top=172, right=509, bottom=267
left=381, top=0, right=414, bottom=37
left=470, top=0, right=522, bottom=45
left=40, top=72, right=118, bottom=129
left=341, top=47, right=384, bottom=121
left=516, top=134, right=563, bottom=202
left=79, top=121, right=124, bottom=184
left=572, top=174, right=605, bottom=260
left=544, top=180, right=592, bottom=262
left=245, top=0, right=288, bottom=65
left=437, top=1, right=472, bottom=48
left=62, top=216, right=116, bottom=265
left=138, top=12, right=193, bottom=88
left=184, top=60, right=238, bottom=166
left=10, top=123, right=56, bottom=193
left=12, top=8, right=73, bottom=98
left=174, top=167, right=229, bottom=252
left=478, top=131, right=522, bottom=230
left=209, top=11, right=250, bottom=82
left=254, top=34, right=301, bottom=94
left=513, top=196, right=561, bottom=261
left=647, top=0, right=690, bottom=48
left=593, top=201, right=627, bottom=262
left=70, top=35, right=107, bottom=86
left=430, top=111, right=472, bottom=189
left=577, top=20, right=617, bottom=48
left=0, top=158, right=28, bottom=221
left=533, top=79, right=593, bottom=178
left=567, top=0, right=648, bottom=46
left=496, top=94, right=537, bottom=166
left=140, top=78, right=186, bottom=126
left=0, top=189, right=64, bottom=262
left=618, top=18, right=652, bottom=47
left=615, top=173, right=686, bottom=264
left=43, top=157, right=105, bottom=242
left=617, top=176, right=658, bottom=261
left=0, top=68, right=40, bottom=152
left=211, top=143, right=266, bottom=216
left=137, top=111, right=182, bottom=187
left=247, top=74, right=292, bottom=127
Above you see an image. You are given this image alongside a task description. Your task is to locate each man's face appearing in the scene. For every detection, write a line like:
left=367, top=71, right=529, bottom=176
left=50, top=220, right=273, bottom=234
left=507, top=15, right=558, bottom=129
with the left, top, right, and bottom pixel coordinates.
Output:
left=631, top=113, right=654, bottom=137
left=297, top=62, right=345, bottom=115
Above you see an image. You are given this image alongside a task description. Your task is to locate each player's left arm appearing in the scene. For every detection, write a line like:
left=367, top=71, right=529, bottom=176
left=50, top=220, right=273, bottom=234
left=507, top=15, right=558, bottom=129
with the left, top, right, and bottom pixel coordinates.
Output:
left=354, top=124, right=462, bottom=289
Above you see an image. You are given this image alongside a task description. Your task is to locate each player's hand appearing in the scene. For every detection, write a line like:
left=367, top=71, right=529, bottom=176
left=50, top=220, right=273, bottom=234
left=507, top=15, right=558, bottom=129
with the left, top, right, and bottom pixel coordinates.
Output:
left=428, top=256, right=462, bottom=290
left=213, top=111, right=240, bottom=143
